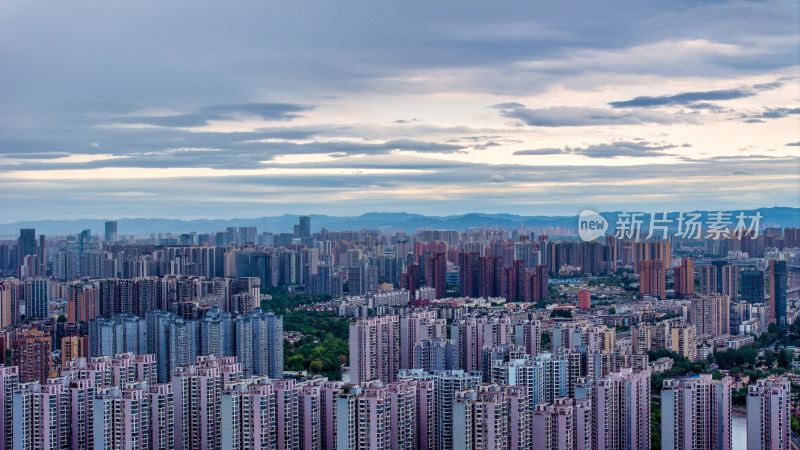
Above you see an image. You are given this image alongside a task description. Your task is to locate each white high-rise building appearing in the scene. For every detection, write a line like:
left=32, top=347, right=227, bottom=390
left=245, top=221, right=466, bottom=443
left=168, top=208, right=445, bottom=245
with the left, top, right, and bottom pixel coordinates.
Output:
left=747, top=376, right=791, bottom=450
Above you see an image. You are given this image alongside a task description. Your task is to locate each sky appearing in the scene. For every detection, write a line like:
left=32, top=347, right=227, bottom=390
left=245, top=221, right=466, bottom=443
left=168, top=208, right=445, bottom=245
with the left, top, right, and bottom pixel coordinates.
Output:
left=1, top=0, right=799, bottom=221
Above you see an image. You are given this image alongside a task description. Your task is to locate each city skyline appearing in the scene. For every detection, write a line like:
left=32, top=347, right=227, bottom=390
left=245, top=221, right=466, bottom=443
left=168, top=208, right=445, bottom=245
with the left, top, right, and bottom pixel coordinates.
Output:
left=1, top=0, right=799, bottom=448
left=1, top=214, right=798, bottom=449
left=1, top=0, right=798, bottom=221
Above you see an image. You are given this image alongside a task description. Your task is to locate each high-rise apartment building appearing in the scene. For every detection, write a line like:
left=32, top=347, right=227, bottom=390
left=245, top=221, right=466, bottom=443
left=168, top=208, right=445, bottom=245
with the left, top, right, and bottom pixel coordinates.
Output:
left=459, top=252, right=480, bottom=298
left=633, top=241, right=671, bottom=274
left=575, top=368, right=651, bottom=450
left=67, top=281, right=100, bottom=323
left=413, top=338, right=457, bottom=372
left=11, top=329, right=52, bottom=384
left=768, top=260, right=788, bottom=329
left=691, top=295, right=731, bottom=337
left=424, top=252, right=447, bottom=299
left=221, top=381, right=278, bottom=450
left=399, top=310, right=446, bottom=370
left=670, top=323, right=696, bottom=361
left=61, top=336, right=89, bottom=369
left=0, top=280, right=18, bottom=328
left=12, top=379, right=71, bottom=449
left=490, top=354, right=569, bottom=406
left=699, top=261, right=739, bottom=299
left=0, top=366, right=19, bottom=450
left=661, top=374, right=732, bottom=450
left=639, top=260, right=665, bottom=299
left=92, top=386, right=152, bottom=448
left=398, top=369, right=481, bottom=450
left=674, top=257, right=695, bottom=298
left=747, top=376, right=791, bottom=450
left=532, top=397, right=592, bottom=450
left=349, top=316, right=400, bottom=384
left=172, top=356, right=243, bottom=450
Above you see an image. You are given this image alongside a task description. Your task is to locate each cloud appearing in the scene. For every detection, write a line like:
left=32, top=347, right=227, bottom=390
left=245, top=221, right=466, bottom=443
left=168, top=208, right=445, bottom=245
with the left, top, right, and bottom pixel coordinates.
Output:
left=492, top=104, right=695, bottom=127
left=787, top=142, right=800, bottom=146
left=752, top=82, right=783, bottom=91
left=0, top=0, right=798, bottom=220
left=608, top=88, right=755, bottom=108
left=114, top=103, right=315, bottom=127
left=513, top=148, right=564, bottom=156
left=473, top=141, right=501, bottom=150
left=685, top=103, right=726, bottom=112
left=740, top=107, right=800, bottom=121
left=489, top=174, right=507, bottom=183
left=492, top=102, right=526, bottom=109
left=513, top=141, right=687, bottom=158
left=565, top=141, right=681, bottom=158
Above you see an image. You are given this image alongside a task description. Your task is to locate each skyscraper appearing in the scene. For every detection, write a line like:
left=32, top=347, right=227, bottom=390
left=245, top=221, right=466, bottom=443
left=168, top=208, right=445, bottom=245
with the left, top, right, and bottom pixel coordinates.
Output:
left=768, top=260, right=788, bottom=329
left=22, top=278, right=49, bottom=319
left=661, top=374, right=732, bottom=450
left=740, top=270, right=765, bottom=304
left=104, top=221, right=118, bottom=242
left=16, top=229, right=36, bottom=260
left=299, top=216, right=311, bottom=238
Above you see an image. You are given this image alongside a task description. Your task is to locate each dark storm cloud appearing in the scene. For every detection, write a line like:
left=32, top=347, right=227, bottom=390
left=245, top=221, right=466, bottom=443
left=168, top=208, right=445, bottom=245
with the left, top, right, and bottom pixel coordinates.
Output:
left=492, top=104, right=694, bottom=127
left=608, top=89, right=755, bottom=108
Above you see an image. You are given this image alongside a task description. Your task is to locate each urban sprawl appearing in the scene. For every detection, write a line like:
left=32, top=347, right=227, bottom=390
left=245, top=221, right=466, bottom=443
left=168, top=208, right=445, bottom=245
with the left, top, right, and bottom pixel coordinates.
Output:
left=0, top=216, right=798, bottom=449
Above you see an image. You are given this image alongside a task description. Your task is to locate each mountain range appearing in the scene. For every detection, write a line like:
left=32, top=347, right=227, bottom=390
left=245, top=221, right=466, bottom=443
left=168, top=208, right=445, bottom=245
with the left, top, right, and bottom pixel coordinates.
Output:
left=1, top=207, right=798, bottom=237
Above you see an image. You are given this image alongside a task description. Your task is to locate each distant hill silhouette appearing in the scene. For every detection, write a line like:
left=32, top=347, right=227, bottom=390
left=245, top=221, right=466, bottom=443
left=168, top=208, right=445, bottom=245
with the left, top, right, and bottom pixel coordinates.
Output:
left=1, top=207, right=797, bottom=236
